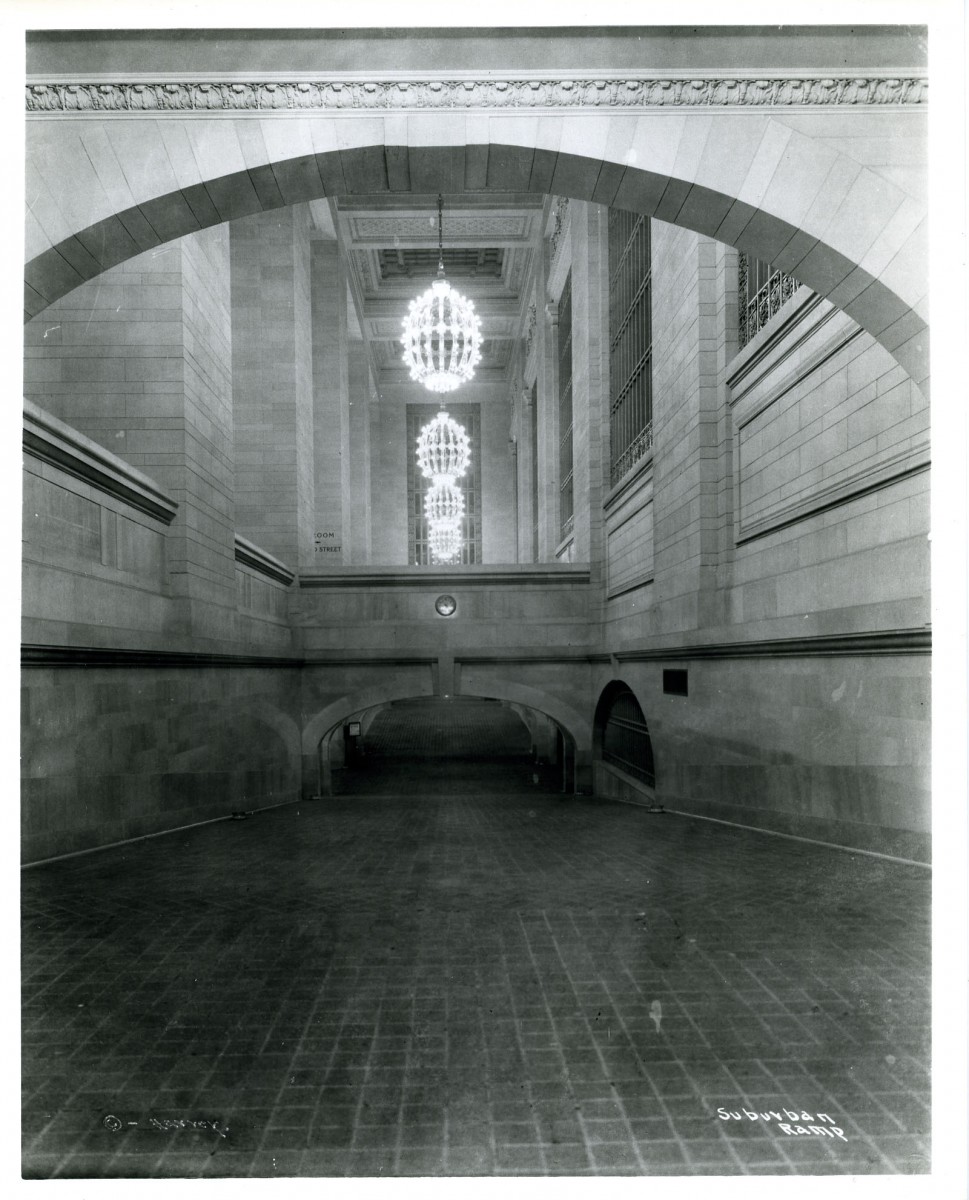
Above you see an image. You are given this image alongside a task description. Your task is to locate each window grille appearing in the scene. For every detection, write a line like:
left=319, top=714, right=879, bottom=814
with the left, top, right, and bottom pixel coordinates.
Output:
left=608, top=210, right=653, bottom=488
left=557, top=272, right=574, bottom=541
left=602, top=688, right=655, bottom=787
left=406, top=404, right=482, bottom=565
left=739, top=253, right=800, bottom=347
left=528, top=380, right=539, bottom=561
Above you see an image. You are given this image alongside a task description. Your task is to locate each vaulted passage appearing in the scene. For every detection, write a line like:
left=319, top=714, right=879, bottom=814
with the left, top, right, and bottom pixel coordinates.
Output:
left=335, top=698, right=561, bottom=795
left=22, top=792, right=930, bottom=1178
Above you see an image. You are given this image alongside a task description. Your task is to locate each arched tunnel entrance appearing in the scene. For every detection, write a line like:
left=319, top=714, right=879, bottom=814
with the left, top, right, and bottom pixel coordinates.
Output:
left=324, top=697, right=576, bottom=796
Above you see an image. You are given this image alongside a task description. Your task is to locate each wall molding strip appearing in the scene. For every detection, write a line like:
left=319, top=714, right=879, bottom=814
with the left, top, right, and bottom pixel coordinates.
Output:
left=22, top=627, right=930, bottom=669
left=234, top=536, right=295, bottom=586
left=23, top=401, right=178, bottom=524
left=298, top=565, right=591, bottom=588
left=736, top=442, right=930, bottom=544
left=614, top=627, right=931, bottom=661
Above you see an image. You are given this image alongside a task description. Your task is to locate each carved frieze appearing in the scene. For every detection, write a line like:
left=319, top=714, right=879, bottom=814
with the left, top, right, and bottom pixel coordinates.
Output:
left=26, top=75, right=927, bottom=114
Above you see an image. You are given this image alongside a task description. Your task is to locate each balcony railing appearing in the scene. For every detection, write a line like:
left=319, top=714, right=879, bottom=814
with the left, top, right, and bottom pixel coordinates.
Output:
left=739, top=254, right=800, bottom=348
left=610, top=422, right=653, bottom=488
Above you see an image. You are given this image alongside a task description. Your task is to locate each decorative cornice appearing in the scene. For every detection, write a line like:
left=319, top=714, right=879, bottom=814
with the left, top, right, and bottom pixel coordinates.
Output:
left=25, top=73, right=927, bottom=115
left=23, top=401, right=177, bottom=524
left=234, top=536, right=295, bottom=586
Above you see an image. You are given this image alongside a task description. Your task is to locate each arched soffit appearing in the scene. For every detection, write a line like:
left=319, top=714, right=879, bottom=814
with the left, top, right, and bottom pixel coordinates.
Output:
left=301, top=680, right=589, bottom=756
left=24, top=115, right=927, bottom=391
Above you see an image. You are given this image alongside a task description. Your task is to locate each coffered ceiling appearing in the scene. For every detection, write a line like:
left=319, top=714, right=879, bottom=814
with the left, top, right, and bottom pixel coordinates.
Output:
left=331, top=193, right=544, bottom=387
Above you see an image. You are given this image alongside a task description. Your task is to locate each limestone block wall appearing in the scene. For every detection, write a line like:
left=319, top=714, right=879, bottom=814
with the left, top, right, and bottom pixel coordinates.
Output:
left=230, top=206, right=314, bottom=572
left=21, top=663, right=302, bottom=864
left=591, top=219, right=930, bottom=857
left=22, top=405, right=175, bottom=649
left=23, top=225, right=238, bottom=637
left=726, top=289, right=930, bottom=638
left=477, top=395, right=518, bottom=563
left=291, top=568, right=595, bottom=655
left=603, top=464, right=655, bottom=600
left=592, top=656, right=929, bottom=861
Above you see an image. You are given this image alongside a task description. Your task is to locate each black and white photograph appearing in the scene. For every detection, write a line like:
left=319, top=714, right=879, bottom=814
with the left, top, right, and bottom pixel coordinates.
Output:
left=13, top=1, right=966, bottom=1191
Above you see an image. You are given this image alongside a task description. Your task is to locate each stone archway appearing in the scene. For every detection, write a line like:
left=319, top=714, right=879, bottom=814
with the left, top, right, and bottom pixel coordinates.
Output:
left=25, top=68, right=927, bottom=388
left=301, top=679, right=590, bottom=798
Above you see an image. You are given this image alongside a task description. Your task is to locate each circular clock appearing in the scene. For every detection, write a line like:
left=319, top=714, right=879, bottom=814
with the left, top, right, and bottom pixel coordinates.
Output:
left=435, top=594, right=457, bottom=617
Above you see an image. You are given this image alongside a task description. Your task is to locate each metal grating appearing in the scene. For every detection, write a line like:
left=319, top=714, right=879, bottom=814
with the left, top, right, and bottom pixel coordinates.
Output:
left=557, top=271, right=574, bottom=542
left=608, top=210, right=653, bottom=488
left=602, top=688, right=655, bottom=787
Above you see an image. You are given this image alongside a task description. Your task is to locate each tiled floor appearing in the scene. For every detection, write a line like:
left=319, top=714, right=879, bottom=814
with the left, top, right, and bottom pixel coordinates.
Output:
left=22, top=777, right=930, bottom=1179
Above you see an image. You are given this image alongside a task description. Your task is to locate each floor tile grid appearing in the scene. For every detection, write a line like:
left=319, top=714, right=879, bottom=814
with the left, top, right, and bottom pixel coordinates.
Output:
left=23, top=791, right=931, bottom=1178
left=686, top=965, right=898, bottom=1175
left=756, top=1060, right=903, bottom=1174
left=607, top=960, right=782, bottom=1172
left=525, top=914, right=679, bottom=1175
left=560, top=912, right=749, bottom=1174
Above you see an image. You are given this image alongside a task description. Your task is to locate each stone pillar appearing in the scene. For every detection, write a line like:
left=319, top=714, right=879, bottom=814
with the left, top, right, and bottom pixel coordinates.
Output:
left=311, top=239, right=350, bottom=567
left=536, top=240, right=560, bottom=561
left=515, top=388, right=537, bottom=566
left=230, top=206, right=314, bottom=572
left=569, top=201, right=610, bottom=574
left=23, top=226, right=237, bottom=640
left=346, top=339, right=373, bottom=564
left=650, top=222, right=726, bottom=634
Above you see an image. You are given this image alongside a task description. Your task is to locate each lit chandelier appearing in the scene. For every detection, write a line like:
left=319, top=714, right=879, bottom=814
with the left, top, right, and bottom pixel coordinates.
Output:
left=415, top=410, right=471, bottom=482
left=424, top=479, right=465, bottom=529
left=428, top=525, right=463, bottom=564
left=415, top=408, right=472, bottom=565
left=401, top=194, right=482, bottom=394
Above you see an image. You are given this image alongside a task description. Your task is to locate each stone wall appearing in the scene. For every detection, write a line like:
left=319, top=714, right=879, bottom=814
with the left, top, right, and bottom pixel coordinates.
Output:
left=21, top=662, right=302, bottom=864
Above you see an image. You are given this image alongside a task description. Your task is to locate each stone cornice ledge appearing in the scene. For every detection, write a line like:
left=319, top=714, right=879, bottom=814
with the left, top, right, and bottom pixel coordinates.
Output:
left=25, top=72, right=927, bottom=114
left=23, top=400, right=177, bottom=524
left=299, top=564, right=591, bottom=588
left=234, top=536, right=295, bottom=586
left=614, top=628, right=931, bottom=661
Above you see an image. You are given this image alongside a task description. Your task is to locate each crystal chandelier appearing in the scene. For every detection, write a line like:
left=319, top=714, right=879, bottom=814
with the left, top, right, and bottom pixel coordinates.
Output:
left=428, top=524, right=463, bottom=564
left=415, top=410, right=471, bottom=482
left=401, top=195, right=482, bottom=394
left=424, top=479, right=465, bottom=528
left=415, top=408, right=472, bottom=564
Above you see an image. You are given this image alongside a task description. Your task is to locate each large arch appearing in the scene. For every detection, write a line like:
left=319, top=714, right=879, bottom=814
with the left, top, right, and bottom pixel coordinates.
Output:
left=25, top=105, right=928, bottom=389
left=302, top=683, right=589, bottom=798
left=301, top=678, right=589, bottom=759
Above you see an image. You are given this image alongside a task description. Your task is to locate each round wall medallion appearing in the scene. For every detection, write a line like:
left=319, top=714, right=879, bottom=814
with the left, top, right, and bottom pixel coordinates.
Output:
left=435, top=594, right=457, bottom=617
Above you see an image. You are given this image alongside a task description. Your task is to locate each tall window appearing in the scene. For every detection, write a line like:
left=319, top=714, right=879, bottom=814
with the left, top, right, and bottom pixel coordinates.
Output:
left=598, top=684, right=655, bottom=787
left=557, top=272, right=574, bottom=541
left=406, top=404, right=482, bottom=565
left=739, top=254, right=800, bottom=347
left=608, top=210, right=653, bottom=488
